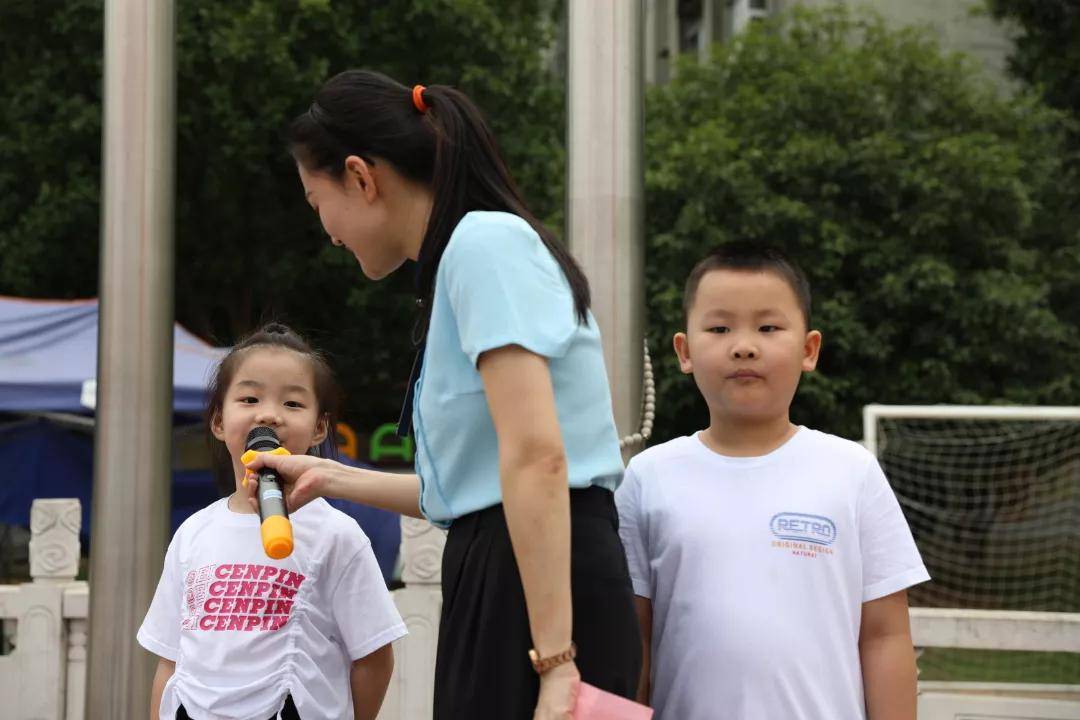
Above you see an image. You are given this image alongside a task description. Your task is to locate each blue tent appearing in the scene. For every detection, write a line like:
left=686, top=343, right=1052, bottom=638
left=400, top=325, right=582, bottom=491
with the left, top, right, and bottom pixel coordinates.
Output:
left=0, top=295, right=224, bottom=413
left=0, top=296, right=400, bottom=580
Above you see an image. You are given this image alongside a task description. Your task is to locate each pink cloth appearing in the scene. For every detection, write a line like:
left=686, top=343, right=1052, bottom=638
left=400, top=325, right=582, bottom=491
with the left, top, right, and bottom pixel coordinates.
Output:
left=573, top=683, right=654, bottom=719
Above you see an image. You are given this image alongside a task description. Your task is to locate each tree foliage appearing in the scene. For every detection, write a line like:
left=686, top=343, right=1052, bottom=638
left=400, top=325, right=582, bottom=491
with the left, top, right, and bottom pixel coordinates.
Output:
left=644, top=7, right=1080, bottom=441
left=985, top=0, right=1080, bottom=139
left=4, top=3, right=1077, bottom=445
left=0, top=0, right=565, bottom=433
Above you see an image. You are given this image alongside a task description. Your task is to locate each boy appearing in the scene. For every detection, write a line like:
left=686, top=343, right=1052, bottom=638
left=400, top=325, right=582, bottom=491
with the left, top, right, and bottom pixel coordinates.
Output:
left=617, top=243, right=929, bottom=719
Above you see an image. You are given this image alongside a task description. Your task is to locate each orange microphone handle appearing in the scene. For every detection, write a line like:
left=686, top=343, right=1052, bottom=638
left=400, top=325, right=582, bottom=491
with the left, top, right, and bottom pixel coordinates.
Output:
left=241, top=446, right=294, bottom=559
left=261, top=515, right=293, bottom=560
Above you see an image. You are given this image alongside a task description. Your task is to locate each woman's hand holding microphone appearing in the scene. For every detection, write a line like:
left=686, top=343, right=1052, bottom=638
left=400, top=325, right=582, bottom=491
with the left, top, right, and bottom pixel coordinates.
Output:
left=242, top=452, right=332, bottom=514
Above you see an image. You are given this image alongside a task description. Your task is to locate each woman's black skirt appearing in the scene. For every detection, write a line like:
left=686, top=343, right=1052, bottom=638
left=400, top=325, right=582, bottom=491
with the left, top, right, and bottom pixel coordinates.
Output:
left=433, top=485, right=642, bottom=719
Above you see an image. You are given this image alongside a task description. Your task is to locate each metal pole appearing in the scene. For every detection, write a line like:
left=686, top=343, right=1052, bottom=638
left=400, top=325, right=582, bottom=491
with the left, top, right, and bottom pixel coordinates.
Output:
left=644, top=0, right=678, bottom=85
left=864, top=404, right=1080, bottom=421
left=87, top=0, right=175, bottom=716
left=699, top=0, right=721, bottom=62
left=567, top=0, right=645, bottom=456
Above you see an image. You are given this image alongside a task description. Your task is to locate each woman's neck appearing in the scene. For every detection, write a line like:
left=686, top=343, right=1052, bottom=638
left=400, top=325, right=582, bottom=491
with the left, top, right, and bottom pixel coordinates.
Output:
left=389, top=177, right=434, bottom=261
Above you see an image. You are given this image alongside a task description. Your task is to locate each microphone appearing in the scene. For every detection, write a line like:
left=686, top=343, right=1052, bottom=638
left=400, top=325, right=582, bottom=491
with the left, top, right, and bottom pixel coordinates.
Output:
left=240, top=426, right=293, bottom=559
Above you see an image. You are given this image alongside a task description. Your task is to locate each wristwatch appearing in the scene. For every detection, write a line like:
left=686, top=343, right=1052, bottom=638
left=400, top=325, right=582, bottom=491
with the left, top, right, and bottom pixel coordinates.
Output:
left=528, top=642, right=577, bottom=674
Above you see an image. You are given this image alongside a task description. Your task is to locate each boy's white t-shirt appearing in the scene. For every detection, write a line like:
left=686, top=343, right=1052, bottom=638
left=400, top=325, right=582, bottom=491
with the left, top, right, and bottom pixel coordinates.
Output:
left=616, top=427, right=929, bottom=720
left=138, top=497, right=407, bottom=720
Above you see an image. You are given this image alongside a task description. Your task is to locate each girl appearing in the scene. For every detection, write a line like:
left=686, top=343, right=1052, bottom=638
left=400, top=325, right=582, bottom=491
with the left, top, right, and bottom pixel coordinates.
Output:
left=138, top=323, right=406, bottom=720
left=245, top=71, right=641, bottom=719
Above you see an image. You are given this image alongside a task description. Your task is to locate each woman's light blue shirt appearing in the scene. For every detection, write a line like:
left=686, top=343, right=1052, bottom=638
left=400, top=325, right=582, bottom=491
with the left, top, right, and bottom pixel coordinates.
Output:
left=412, top=211, right=624, bottom=527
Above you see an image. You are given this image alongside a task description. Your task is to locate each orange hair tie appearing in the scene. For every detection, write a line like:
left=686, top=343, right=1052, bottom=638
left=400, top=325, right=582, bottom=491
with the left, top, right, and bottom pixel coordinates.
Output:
left=412, top=84, right=429, bottom=114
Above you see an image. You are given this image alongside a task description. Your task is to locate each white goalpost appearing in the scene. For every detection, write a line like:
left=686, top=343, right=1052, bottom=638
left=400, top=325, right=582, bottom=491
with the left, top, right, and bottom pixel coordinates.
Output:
left=862, top=404, right=1080, bottom=719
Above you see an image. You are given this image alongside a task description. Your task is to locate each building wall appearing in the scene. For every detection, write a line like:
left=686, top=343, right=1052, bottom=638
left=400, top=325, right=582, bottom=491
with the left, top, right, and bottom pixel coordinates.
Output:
left=778, top=0, right=1016, bottom=82
left=645, top=0, right=1018, bottom=85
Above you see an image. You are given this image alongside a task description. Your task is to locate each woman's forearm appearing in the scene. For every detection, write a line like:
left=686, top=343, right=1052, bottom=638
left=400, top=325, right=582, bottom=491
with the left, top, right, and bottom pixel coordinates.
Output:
left=500, top=455, right=573, bottom=659
left=326, top=464, right=423, bottom=518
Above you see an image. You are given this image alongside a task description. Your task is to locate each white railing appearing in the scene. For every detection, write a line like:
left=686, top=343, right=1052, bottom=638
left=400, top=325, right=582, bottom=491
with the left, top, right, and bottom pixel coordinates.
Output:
left=911, top=608, right=1080, bottom=719
left=911, top=607, right=1080, bottom=653
left=376, top=516, right=444, bottom=720
left=0, top=499, right=88, bottom=720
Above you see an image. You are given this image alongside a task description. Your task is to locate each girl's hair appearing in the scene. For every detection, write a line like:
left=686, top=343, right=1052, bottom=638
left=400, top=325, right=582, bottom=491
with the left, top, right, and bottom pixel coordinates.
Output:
left=287, top=70, right=591, bottom=333
left=205, top=322, right=342, bottom=494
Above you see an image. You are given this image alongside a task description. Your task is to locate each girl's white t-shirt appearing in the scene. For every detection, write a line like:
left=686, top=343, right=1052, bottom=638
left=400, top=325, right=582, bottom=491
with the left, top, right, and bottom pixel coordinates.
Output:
left=138, top=497, right=407, bottom=720
left=616, top=427, right=930, bottom=720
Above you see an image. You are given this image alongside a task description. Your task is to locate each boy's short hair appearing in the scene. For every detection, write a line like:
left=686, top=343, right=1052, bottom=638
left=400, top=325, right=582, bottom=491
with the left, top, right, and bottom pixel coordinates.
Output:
left=683, top=242, right=812, bottom=328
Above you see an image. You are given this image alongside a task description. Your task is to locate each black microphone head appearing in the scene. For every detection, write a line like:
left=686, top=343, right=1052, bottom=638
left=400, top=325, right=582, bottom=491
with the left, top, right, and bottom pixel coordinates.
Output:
left=245, top=426, right=281, bottom=452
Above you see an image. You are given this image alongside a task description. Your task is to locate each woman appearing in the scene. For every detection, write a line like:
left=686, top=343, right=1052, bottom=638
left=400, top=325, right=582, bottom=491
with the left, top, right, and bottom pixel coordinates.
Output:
left=246, top=70, right=641, bottom=719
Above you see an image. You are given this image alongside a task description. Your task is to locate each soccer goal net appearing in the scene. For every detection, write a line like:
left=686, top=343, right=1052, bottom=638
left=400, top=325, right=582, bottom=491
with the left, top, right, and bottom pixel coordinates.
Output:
left=864, top=405, right=1080, bottom=684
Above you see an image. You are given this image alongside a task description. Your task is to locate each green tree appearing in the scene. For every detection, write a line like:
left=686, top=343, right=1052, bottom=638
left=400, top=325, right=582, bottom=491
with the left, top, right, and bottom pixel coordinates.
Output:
left=0, top=0, right=565, bottom=435
left=644, top=6, right=1080, bottom=441
left=984, top=0, right=1080, bottom=136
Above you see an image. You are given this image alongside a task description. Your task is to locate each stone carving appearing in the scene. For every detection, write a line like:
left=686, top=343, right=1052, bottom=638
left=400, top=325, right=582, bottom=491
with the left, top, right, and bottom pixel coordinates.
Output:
left=400, top=517, right=446, bottom=586
left=29, top=500, right=81, bottom=582
left=68, top=619, right=87, bottom=663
